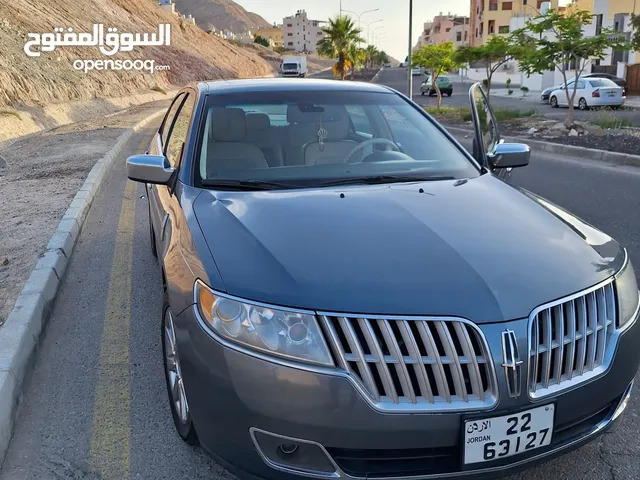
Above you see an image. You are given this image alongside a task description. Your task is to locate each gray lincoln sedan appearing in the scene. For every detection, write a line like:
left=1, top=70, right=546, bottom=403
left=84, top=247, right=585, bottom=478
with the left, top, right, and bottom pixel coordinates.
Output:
left=127, top=79, right=640, bottom=479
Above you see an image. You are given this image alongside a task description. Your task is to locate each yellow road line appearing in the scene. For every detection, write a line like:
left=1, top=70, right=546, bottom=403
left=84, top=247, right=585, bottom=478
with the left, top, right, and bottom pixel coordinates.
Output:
left=89, top=134, right=150, bottom=479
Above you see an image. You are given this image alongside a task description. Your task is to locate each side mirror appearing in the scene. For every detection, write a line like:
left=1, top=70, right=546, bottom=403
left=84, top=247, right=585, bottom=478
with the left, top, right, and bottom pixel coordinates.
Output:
left=468, top=83, right=500, bottom=167
left=127, top=154, right=175, bottom=184
left=487, top=143, right=530, bottom=169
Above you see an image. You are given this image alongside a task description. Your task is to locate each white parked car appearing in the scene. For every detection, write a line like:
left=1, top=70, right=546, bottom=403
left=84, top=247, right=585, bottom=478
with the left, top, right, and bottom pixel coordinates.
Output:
left=549, top=78, right=625, bottom=110
left=411, top=66, right=423, bottom=76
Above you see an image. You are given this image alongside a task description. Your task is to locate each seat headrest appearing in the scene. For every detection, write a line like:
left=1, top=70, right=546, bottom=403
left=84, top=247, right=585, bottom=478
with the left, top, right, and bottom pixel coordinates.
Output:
left=245, top=113, right=270, bottom=132
left=210, top=107, right=246, bottom=142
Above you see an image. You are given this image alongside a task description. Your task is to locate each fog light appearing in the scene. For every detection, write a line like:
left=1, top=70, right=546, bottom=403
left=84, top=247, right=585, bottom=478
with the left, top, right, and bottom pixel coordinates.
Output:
left=250, top=427, right=337, bottom=476
left=279, top=443, right=299, bottom=455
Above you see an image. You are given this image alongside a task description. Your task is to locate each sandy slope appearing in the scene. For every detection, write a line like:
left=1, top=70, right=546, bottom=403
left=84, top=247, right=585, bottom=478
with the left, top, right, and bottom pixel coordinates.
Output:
left=0, top=0, right=274, bottom=108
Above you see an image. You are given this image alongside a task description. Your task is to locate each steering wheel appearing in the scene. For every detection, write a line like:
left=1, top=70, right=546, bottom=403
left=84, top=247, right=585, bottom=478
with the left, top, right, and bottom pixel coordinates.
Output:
left=344, top=138, right=400, bottom=163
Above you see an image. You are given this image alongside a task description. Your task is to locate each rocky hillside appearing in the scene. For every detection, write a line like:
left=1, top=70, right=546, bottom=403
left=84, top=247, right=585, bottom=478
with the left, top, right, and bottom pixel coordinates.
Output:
left=0, top=0, right=274, bottom=108
left=175, top=0, right=270, bottom=33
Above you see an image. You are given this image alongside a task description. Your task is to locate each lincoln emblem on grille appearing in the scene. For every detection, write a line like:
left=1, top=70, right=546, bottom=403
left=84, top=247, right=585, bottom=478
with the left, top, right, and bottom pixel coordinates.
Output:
left=501, top=330, right=522, bottom=398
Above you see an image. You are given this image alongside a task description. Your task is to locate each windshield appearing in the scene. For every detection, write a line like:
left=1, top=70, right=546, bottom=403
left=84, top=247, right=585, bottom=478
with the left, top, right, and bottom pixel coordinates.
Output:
left=195, top=90, right=478, bottom=189
left=283, top=63, right=298, bottom=69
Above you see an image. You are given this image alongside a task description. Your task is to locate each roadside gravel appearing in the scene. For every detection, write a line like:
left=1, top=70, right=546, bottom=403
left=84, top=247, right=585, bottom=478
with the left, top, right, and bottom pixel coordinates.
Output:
left=0, top=100, right=170, bottom=325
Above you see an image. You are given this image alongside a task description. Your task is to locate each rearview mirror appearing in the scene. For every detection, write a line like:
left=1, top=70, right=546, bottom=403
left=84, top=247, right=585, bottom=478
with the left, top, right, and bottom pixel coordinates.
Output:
left=487, top=143, right=530, bottom=169
left=127, top=154, right=175, bottom=184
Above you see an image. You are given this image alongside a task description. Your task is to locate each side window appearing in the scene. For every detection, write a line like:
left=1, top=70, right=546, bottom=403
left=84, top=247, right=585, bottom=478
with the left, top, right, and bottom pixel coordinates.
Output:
left=576, top=81, right=585, bottom=89
left=160, top=93, right=185, bottom=149
left=165, top=95, right=196, bottom=168
left=346, top=106, right=373, bottom=135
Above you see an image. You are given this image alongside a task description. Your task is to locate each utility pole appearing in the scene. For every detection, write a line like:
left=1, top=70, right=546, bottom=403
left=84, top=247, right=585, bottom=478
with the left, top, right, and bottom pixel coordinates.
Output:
left=407, top=0, right=413, bottom=99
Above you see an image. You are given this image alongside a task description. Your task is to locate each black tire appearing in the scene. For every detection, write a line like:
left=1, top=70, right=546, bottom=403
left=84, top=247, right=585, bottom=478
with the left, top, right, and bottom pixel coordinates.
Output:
left=421, top=91, right=425, bottom=96
left=550, top=96, right=559, bottom=108
left=578, top=98, right=588, bottom=110
left=162, top=291, right=199, bottom=445
left=148, top=202, right=158, bottom=259
left=428, top=90, right=434, bottom=97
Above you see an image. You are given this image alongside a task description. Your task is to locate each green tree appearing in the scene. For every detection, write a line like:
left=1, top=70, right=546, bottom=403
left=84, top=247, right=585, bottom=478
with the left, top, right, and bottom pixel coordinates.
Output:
left=317, top=15, right=364, bottom=80
left=454, top=36, right=521, bottom=96
left=253, top=35, right=270, bottom=47
left=412, top=42, right=459, bottom=111
left=346, top=44, right=366, bottom=78
left=364, top=45, right=379, bottom=68
left=512, top=9, right=627, bottom=127
left=631, top=14, right=640, bottom=52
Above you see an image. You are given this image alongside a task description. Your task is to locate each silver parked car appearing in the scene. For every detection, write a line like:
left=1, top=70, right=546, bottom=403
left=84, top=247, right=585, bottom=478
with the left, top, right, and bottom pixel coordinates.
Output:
left=126, top=79, right=640, bottom=479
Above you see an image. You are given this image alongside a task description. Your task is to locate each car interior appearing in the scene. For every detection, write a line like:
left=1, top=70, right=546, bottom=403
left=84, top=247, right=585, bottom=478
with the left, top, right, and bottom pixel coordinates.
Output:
left=199, top=104, right=392, bottom=180
left=195, top=98, right=480, bottom=184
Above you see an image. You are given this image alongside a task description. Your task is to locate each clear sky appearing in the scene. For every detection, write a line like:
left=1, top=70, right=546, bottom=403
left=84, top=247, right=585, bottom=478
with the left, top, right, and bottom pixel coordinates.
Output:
left=235, top=0, right=470, bottom=60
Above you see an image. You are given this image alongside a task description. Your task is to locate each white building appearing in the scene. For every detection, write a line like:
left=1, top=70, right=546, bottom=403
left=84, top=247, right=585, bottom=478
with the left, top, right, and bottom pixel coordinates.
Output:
left=282, top=10, right=325, bottom=54
left=159, top=0, right=176, bottom=15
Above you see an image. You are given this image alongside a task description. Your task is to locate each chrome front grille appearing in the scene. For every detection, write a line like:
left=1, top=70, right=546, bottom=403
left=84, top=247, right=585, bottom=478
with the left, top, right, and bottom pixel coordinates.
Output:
left=319, top=315, right=497, bottom=412
left=528, top=280, right=617, bottom=398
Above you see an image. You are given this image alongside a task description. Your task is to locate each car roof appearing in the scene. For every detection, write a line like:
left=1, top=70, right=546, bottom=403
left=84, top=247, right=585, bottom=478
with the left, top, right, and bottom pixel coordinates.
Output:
left=195, top=78, right=395, bottom=95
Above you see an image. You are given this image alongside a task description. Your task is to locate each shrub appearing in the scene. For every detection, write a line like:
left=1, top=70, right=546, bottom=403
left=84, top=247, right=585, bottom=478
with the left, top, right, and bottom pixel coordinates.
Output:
left=482, top=79, right=489, bottom=88
left=151, top=86, right=167, bottom=95
left=520, top=86, right=529, bottom=96
left=592, top=110, right=631, bottom=129
left=506, top=78, right=512, bottom=88
left=508, top=89, right=514, bottom=95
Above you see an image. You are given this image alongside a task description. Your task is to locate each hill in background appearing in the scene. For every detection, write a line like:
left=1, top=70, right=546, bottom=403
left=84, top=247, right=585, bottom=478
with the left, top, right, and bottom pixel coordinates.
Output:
left=0, top=0, right=274, bottom=108
left=175, top=0, right=271, bottom=33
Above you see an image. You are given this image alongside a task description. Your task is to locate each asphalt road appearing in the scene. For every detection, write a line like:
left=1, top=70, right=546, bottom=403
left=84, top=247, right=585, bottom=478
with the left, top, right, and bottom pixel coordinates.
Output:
left=1, top=110, right=640, bottom=479
left=375, top=67, right=640, bottom=126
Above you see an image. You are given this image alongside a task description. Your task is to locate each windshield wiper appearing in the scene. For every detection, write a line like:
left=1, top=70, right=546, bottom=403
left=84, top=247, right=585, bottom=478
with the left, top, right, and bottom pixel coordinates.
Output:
left=313, top=175, right=455, bottom=187
left=201, top=179, right=303, bottom=190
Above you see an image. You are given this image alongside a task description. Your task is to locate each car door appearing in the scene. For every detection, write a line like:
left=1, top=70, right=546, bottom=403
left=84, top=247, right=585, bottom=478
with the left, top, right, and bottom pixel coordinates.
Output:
left=148, top=92, right=186, bottom=243
left=572, top=80, right=586, bottom=107
left=154, top=91, right=196, bottom=260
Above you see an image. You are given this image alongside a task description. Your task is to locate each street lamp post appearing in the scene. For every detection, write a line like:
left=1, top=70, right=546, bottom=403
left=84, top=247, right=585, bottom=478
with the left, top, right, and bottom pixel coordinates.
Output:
left=407, top=0, right=413, bottom=99
left=369, top=25, right=384, bottom=43
left=342, top=8, right=380, bottom=42
left=364, top=19, right=383, bottom=44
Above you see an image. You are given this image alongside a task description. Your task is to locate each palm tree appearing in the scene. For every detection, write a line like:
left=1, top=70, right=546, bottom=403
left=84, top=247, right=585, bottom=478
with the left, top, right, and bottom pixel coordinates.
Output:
left=364, top=45, right=378, bottom=68
left=317, top=15, right=364, bottom=80
left=346, top=44, right=366, bottom=79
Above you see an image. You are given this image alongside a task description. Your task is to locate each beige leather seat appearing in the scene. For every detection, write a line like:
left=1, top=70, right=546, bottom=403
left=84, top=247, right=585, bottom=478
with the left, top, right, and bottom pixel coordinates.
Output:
left=283, top=105, right=320, bottom=166
left=245, top=113, right=284, bottom=167
left=201, top=107, right=268, bottom=179
left=301, top=106, right=359, bottom=165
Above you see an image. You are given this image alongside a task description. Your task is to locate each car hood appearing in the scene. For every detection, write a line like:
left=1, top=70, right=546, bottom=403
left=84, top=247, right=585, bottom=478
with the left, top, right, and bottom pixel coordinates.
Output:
left=192, top=175, right=623, bottom=323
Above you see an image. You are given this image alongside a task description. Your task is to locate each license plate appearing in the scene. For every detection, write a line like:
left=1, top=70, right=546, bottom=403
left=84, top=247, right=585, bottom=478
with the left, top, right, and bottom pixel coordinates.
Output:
left=463, top=405, right=554, bottom=464
left=608, top=91, right=616, bottom=96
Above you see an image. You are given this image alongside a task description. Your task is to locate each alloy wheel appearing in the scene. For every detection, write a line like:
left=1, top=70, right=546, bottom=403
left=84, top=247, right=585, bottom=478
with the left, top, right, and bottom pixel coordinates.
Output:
left=578, top=98, right=588, bottom=110
left=550, top=96, right=558, bottom=108
left=164, top=309, right=189, bottom=424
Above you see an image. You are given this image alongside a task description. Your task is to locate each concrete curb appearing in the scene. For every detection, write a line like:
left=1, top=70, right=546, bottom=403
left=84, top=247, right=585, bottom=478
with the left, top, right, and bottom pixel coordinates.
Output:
left=0, top=108, right=165, bottom=466
left=445, top=126, right=640, bottom=168
left=371, top=67, right=384, bottom=83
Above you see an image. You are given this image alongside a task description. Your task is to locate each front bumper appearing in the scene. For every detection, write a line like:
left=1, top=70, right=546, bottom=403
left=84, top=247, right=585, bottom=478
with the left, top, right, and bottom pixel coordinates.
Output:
left=174, top=306, right=640, bottom=480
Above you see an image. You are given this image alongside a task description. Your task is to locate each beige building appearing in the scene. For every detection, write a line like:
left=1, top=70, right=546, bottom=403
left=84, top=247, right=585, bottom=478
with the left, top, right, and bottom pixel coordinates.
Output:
left=254, top=27, right=284, bottom=48
left=469, top=0, right=559, bottom=45
left=283, top=10, right=325, bottom=53
left=418, top=13, right=470, bottom=48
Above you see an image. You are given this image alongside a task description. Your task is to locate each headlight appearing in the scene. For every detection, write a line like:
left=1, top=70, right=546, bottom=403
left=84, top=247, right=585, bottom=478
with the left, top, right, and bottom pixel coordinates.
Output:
left=195, top=280, right=334, bottom=367
left=615, top=257, right=639, bottom=329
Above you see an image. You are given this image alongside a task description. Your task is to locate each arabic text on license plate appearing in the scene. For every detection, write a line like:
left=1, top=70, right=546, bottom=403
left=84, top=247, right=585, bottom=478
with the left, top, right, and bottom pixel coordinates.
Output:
left=463, top=405, right=554, bottom=464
